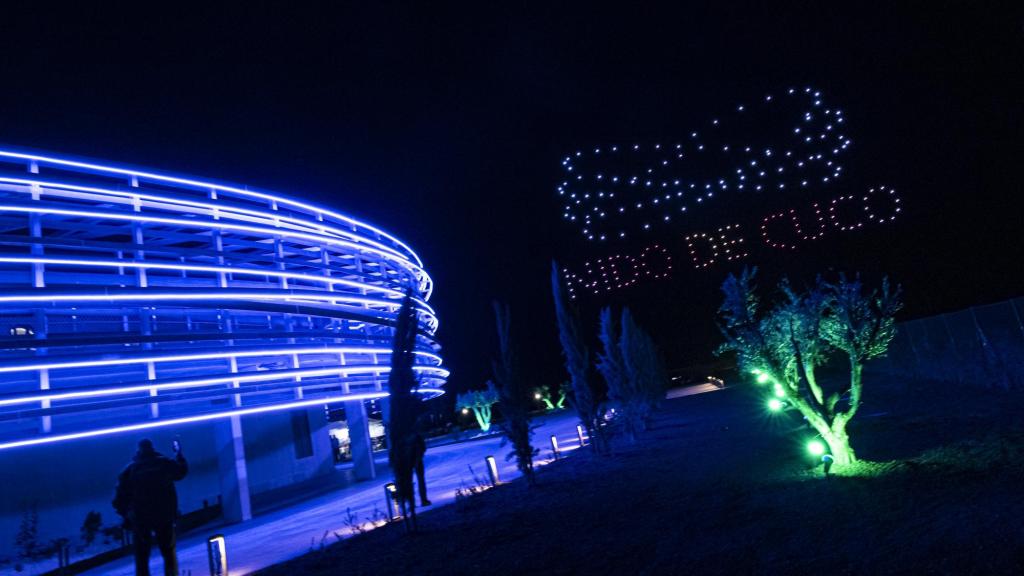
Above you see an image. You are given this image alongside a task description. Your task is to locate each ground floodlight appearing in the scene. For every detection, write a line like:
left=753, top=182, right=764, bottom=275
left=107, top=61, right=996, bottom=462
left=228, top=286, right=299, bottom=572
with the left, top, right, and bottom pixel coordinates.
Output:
left=756, top=373, right=770, bottom=384
left=807, top=440, right=826, bottom=456
left=773, top=383, right=786, bottom=397
left=767, top=398, right=783, bottom=412
left=822, top=454, right=835, bottom=477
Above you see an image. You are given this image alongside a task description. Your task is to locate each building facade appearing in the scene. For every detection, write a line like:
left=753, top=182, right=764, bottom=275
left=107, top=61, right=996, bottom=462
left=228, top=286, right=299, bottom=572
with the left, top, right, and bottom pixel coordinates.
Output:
left=0, top=149, right=445, bottom=560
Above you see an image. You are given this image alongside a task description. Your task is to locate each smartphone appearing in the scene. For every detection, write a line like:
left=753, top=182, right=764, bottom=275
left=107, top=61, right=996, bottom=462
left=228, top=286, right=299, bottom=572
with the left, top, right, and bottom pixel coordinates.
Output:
left=172, top=439, right=181, bottom=453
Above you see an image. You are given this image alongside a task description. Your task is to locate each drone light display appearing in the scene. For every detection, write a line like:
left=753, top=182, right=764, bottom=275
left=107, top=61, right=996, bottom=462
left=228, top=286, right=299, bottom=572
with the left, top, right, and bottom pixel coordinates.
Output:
left=557, top=87, right=902, bottom=298
left=0, top=149, right=446, bottom=450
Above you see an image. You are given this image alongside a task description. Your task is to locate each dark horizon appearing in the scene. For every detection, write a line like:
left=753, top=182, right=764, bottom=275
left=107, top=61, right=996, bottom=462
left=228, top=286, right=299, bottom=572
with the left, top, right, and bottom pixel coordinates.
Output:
left=0, top=4, right=1021, bottom=397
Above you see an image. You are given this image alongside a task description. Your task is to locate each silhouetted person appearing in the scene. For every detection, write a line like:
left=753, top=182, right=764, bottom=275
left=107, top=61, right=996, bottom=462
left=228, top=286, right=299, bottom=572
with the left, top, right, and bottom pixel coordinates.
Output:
left=412, top=432, right=430, bottom=506
left=113, top=438, right=188, bottom=576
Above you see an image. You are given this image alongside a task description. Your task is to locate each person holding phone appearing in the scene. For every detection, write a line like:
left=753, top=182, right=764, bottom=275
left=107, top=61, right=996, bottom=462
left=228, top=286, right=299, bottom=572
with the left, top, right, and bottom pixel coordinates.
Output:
left=113, top=437, right=188, bottom=576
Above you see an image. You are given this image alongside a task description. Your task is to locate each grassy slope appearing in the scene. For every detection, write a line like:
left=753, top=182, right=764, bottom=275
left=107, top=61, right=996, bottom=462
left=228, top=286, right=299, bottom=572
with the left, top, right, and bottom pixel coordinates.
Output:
left=257, top=378, right=1024, bottom=575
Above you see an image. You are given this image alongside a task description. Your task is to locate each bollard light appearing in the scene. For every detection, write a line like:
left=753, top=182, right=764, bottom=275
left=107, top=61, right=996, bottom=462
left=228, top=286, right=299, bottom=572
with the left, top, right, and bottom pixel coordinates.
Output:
left=384, top=482, right=401, bottom=521
left=576, top=424, right=587, bottom=447
left=485, top=455, right=500, bottom=486
left=550, top=434, right=560, bottom=459
left=207, top=534, right=228, bottom=576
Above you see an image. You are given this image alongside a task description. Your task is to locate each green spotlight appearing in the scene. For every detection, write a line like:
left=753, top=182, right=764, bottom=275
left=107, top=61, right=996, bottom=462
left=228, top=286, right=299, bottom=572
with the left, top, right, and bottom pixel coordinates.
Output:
left=756, top=373, right=770, bottom=384
left=767, top=398, right=783, bottom=412
left=807, top=440, right=826, bottom=456
left=773, top=383, right=786, bottom=397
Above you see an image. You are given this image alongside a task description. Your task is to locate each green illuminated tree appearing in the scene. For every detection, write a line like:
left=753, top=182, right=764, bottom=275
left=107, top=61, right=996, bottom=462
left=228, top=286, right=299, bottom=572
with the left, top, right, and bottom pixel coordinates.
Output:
left=555, top=382, right=569, bottom=409
left=491, top=301, right=538, bottom=485
left=532, top=384, right=567, bottom=411
left=717, top=268, right=901, bottom=466
left=455, top=382, right=499, bottom=432
left=551, top=261, right=609, bottom=453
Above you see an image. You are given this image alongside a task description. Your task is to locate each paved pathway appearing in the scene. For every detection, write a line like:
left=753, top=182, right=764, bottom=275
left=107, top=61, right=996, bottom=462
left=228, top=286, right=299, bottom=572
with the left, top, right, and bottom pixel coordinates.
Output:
left=61, top=383, right=720, bottom=575
left=83, top=411, right=585, bottom=576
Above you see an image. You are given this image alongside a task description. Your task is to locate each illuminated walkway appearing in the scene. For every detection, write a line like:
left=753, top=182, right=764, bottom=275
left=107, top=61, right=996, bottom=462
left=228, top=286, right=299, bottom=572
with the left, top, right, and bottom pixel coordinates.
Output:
left=83, top=410, right=586, bottom=576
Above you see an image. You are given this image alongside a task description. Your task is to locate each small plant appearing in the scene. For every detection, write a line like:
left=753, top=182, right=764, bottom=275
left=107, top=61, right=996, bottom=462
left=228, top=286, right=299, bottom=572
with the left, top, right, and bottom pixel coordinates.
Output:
left=467, top=464, right=491, bottom=489
left=101, top=524, right=123, bottom=546
left=367, top=505, right=388, bottom=528
left=14, top=502, right=39, bottom=560
left=342, top=507, right=367, bottom=536
left=308, top=531, right=339, bottom=553
left=80, top=511, right=102, bottom=547
left=454, top=464, right=493, bottom=512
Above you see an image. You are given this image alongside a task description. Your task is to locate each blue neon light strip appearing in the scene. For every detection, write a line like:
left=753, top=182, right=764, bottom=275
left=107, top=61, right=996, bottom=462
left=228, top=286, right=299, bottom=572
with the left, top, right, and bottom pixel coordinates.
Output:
left=0, top=255, right=426, bottom=303
left=0, top=176, right=417, bottom=265
left=0, top=197, right=431, bottom=295
left=0, top=345, right=442, bottom=374
left=0, top=147, right=448, bottom=451
left=0, top=388, right=445, bottom=450
left=0, top=289, right=438, bottom=328
left=0, top=364, right=450, bottom=406
left=0, top=149, right=426, bottom=269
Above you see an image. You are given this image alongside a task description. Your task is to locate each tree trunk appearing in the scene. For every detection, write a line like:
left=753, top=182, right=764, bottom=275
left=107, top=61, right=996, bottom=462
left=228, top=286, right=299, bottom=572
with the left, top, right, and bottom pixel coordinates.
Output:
left=823, top=422, right=856, bottom=465
left=473, top=406, right=491, bottom=432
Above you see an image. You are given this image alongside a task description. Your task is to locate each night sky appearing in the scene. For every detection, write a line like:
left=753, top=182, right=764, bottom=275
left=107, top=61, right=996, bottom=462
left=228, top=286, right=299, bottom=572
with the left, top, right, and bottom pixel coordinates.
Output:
left=0, top=4, right=1021, bottom=397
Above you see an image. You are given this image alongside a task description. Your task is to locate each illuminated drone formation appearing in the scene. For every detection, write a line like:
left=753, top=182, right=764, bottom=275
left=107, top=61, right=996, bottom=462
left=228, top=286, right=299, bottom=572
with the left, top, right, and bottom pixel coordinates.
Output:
left=0, top=150, right=446, bottom=450
left=562, top=245, right=672, bottom=299
left=558, top=87, right=849, bottom=241
left=557, top=86, right=903, bottom=299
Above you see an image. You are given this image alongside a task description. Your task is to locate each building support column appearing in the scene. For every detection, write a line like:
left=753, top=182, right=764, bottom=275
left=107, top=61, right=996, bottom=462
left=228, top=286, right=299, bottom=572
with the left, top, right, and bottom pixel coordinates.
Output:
left=215, top=415, right=252, bottom=523
left=345, top=400, right=376, bottom=481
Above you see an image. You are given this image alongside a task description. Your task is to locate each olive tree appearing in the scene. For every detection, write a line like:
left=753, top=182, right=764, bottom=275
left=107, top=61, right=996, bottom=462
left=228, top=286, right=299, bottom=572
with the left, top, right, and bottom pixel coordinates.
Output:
left=717, top=268, right=901, bottom=466
left=455, top=382, right=500, bottom=432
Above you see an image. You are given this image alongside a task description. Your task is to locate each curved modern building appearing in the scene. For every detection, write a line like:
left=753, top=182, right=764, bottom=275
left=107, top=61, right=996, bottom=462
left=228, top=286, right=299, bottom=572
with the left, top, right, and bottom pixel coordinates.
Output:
left=0, top=148, right=446, bottom=532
